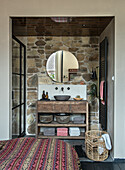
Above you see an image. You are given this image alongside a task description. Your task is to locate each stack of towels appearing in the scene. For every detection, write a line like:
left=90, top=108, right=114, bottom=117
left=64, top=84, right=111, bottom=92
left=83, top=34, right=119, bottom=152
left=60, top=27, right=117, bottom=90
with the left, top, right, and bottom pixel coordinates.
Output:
left=73, top=116, right=84, bottom=124
left=43, top=128, right=55, bottom=136
left=69, top=127, right=80, bottom=136
left=57, top=128, right=68, bottom=136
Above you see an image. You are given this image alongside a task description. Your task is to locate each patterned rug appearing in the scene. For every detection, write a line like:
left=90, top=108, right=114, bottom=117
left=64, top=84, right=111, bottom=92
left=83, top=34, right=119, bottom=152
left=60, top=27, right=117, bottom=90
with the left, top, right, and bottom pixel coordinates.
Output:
left=0, top=137, right=80, bottom=170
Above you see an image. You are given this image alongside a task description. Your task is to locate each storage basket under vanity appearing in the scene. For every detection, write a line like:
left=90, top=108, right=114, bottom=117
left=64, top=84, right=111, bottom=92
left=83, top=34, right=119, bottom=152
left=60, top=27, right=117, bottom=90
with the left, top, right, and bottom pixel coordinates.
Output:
left=55, top=113, right=70, bottom=124
left=85, top=130, right=109, bottom=161
left=39, top=114, right=53, bottom=123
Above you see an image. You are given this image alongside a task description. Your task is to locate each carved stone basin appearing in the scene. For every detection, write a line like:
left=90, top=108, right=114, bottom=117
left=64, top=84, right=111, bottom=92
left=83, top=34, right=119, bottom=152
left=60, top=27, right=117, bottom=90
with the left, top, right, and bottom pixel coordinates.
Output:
left=54, top=95, right=71, bottom=101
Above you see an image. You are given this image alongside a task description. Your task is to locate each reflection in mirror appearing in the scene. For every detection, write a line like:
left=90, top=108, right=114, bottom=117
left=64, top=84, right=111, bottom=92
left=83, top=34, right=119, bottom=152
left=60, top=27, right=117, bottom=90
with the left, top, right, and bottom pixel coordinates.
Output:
left=46, top=50, right=79, bottom=83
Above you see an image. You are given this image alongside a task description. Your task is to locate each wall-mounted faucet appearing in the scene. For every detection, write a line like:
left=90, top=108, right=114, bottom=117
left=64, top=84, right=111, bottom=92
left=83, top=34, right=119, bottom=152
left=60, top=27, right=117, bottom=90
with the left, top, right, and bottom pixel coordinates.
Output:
left=61, top=87, right=64, bottom=92
left=55, top=87, right=58, bottom=90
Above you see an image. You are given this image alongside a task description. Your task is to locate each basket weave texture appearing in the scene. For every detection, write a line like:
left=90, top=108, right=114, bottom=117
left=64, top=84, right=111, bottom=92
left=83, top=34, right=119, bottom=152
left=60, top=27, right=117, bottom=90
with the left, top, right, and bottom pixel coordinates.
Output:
left=56, top=115, right=70, bottom=124
left=39, top=115, right=53, bottom=123
left=85, top=130, right=109, bottom=161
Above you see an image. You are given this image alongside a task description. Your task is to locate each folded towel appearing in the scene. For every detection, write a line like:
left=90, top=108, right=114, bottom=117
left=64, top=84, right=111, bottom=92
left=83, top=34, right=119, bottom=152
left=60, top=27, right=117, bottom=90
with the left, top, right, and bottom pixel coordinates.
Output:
left=69, top=131, right=80, bottom=134
left=102, top=134, right=112, bottom=150
left=73, top=117, right=85, bottom=123
left=69, top=131, right=80, bottom=136
left=73, top=117, right=84, bottom=121
left=44, top=128, right=55, bottom=136
left=44, top=133, right=55, bottom=136
left=69, top=134, right=80, bottom=136
left=69, top=127, right=80, bottom=136
left=100, top=81, right=105, bottom=105
left=73, top=120, right=84, bottom=124
left=44, top=128, right=55, bottom=132
left=69, top=127, right=80, bottom=131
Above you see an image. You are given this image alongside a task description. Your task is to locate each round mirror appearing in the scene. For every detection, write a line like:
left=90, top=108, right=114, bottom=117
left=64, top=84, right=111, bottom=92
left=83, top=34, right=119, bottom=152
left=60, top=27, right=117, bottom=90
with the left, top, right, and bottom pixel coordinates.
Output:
left=46, top=50, right=79, bottom=83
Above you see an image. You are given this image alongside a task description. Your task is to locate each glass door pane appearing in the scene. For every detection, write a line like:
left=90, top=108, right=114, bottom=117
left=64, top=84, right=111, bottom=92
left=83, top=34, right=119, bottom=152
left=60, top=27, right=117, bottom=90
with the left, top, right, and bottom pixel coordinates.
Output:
left=12, top=107, right=20, bottom=136
left=12, top=39, right=20, bottom=74
left=12, top=36, right=26, bottom=138
left=12, top=74, right=20, bottom=108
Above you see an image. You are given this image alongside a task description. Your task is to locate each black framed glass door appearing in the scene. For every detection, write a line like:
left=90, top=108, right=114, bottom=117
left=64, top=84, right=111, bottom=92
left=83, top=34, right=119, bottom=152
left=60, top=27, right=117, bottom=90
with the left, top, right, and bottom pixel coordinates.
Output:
left=12, top=35, right=26, bottom=138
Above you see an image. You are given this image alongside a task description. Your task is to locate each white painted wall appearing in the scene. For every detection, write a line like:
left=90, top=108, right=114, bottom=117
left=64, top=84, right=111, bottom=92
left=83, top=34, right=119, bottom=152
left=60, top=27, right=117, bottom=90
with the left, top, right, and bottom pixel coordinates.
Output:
left=0, top=0, right=125, bottom=158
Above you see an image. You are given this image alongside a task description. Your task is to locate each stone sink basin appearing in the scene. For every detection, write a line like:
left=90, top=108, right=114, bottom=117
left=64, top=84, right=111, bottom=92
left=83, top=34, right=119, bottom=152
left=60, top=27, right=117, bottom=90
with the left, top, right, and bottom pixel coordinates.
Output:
left=54, top=95, right=71, bottom=101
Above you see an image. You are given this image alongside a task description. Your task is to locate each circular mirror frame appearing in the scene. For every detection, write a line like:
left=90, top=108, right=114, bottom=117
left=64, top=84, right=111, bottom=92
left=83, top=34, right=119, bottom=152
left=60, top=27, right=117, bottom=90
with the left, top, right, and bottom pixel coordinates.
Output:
left=46, top=50, right=79, bottom=83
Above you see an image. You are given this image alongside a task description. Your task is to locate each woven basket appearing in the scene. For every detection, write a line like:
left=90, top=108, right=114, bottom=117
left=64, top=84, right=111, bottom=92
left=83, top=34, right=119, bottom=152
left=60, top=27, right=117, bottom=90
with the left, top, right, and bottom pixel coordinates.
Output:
left=56, top=113, right=70, bottom=124
left=39, top=114, right=53, bottom=123
left=85, top=130, right=109, bottom=161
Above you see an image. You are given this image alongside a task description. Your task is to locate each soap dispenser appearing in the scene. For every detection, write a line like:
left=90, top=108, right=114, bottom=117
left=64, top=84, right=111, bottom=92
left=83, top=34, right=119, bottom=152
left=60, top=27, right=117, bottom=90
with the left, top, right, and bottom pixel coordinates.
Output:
left=42, top=90, right=46, bottom=99
left=45, top=92, right=48, bottom=99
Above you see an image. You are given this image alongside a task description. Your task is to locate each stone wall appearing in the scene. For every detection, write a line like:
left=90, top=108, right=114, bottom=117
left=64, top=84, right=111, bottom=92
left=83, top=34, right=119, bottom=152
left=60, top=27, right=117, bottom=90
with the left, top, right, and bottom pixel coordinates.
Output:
left=26, top=36, right=99, bottom=134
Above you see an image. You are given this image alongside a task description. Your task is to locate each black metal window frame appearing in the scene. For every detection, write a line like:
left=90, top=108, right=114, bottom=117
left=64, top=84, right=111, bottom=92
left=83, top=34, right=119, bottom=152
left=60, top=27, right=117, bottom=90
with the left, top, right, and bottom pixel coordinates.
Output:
left=12, top=35, right=26, bottom=137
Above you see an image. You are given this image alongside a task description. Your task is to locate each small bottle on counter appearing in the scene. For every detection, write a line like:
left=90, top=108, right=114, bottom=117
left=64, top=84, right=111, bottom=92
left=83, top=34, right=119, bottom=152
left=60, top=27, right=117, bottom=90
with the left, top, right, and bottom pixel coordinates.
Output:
left=46, top=92, right=48, bottom=100
left=42, top=90, right=46, bottom=99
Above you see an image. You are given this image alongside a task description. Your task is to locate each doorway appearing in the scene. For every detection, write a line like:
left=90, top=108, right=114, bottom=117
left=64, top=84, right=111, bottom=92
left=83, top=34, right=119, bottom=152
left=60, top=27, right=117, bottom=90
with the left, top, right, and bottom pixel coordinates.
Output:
left=11, top=17, right=114, bottom=142
left=12, top=35, right=26, bottom=138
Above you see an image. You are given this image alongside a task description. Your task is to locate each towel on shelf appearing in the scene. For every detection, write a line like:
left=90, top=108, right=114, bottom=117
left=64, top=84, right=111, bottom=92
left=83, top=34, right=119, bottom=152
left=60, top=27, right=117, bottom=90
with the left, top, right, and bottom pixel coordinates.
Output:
left=102, top=134, right=112, bottom=150
left=69, top=127, right=80, bottom=132
left=43, top=128, right=55, bottom=136
left=57, top=128, right=68, bottom=136
left=69, top=127, right=80, bottom=136
left=69, top=133, right=80, bottom=136
left=73, top=120, right=84, bottom=124
left=100, top=80, right=105, bottom=105
left=73, top=116, right=85, bottom=124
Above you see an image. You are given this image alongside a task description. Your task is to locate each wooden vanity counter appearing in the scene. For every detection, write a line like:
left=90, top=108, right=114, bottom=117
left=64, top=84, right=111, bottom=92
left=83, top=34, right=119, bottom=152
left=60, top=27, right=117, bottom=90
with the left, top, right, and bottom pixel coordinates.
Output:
left=36, top=100, right=89, bottom=139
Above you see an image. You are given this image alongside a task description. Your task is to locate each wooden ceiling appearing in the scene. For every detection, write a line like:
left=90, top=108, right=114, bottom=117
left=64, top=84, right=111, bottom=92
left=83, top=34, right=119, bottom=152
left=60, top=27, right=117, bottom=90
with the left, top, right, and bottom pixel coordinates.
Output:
left=12, top=17, right=113, bottom=36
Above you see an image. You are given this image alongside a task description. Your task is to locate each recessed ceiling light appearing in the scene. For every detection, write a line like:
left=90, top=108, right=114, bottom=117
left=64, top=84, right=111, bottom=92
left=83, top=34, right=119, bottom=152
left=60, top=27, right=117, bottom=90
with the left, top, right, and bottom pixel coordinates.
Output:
left=51, top=17, right=72, bottom=23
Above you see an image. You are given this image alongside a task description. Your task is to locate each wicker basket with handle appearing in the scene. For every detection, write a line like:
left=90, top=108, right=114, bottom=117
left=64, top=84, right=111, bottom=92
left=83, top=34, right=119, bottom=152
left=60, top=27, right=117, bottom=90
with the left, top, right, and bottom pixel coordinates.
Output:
left=85, top=130, right=109, bottom=161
